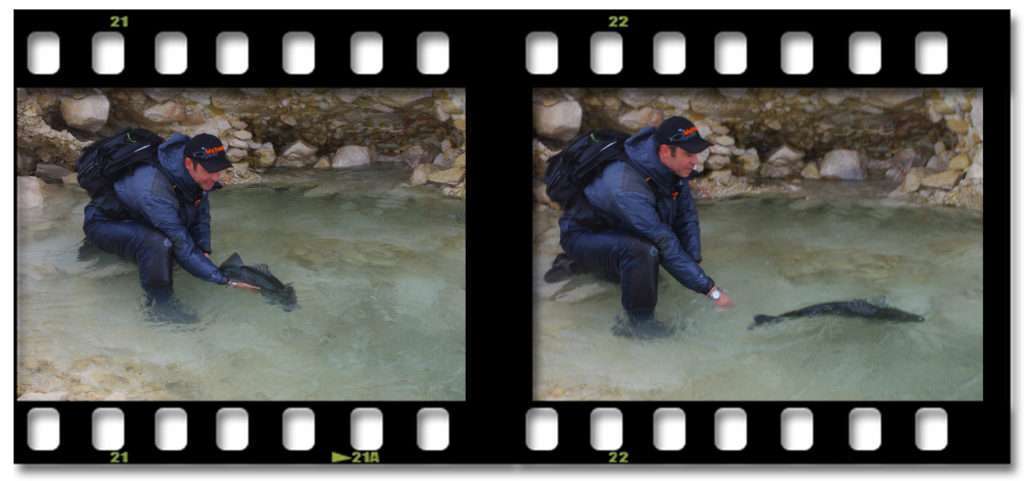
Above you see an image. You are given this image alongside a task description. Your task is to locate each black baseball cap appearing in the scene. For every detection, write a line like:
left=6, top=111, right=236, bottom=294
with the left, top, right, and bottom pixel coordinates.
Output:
left=655, top=116, right=711, bottom=154
left=185, top=133, right=232, bottom=173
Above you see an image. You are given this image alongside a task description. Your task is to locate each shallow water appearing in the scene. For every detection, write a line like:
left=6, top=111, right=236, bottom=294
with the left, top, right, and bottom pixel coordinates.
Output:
left=535, top=185, right=983, bottom=401
left=18, top=166, right=465, bottom=401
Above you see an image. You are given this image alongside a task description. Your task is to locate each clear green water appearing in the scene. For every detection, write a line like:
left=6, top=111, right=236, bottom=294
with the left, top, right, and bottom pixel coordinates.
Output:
left=18, top=167, right=465, bottom=401
left=535, top=186, right=983, bottom=401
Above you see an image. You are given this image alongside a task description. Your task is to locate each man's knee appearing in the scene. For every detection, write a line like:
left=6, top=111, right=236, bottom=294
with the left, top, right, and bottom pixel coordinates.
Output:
left=620, top=239, right=659, bottom=268
left=139, top=231, right=172, bottom=258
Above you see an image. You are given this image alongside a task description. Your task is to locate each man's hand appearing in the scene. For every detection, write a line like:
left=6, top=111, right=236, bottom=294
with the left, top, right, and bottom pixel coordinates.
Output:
left=229, top=280, right=261, bottom=293
left=714, top=290, right=735, bottom=309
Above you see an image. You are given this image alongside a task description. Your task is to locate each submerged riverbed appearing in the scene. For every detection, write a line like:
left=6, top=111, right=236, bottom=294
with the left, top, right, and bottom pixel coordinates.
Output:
left=18, top=166, right=465, bottom=401
left=534, top=181, right=983, bottom=401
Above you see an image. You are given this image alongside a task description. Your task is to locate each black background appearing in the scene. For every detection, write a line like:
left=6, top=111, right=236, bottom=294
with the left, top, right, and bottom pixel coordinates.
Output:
left=13, top=9, right=1009, bottom=464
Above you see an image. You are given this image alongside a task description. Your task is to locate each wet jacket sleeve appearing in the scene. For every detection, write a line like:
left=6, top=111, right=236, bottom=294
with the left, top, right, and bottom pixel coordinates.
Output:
left=610, top=189, right=714, bottom=294
left=190, top=195, right=212, bottom=254
left=672, top=182, right=702, bottom=264
left=139, top=185, right=228, bottom=285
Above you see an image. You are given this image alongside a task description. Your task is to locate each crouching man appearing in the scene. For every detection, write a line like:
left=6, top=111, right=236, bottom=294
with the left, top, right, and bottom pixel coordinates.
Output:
left=554, top=117, right=735, bottom=339
left=83, top=133, right=258, bottom=322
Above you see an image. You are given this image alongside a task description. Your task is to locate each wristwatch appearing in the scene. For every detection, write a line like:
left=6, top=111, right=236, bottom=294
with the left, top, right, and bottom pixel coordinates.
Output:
left=708, top=286, right=721, bottom=301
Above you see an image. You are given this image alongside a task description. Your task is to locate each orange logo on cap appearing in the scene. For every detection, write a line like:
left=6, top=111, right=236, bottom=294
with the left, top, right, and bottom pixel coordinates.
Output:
left=204, top=145, right=226, bottom=155
left=682, top=126, right=699, bottom=137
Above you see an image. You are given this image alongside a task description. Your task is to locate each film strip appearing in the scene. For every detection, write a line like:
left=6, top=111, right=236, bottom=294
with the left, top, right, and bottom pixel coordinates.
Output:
left=13, top=9, right=1008, bottom=464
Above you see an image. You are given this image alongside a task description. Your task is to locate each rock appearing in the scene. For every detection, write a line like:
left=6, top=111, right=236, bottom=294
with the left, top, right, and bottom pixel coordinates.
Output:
left=948, top=153, right=970, bottom=171
left=278, top=140, right=317, bottom=167
left=900, top=167, right=925, bottom=193
left=710, top=144, right=732, bottom=155
left=921, top=170, right=963, bottom=190
left=19, top=391, right=68, bottom=401
left=767, top=145, right=805, bottom=164
left=971, top=95, right=983, bottom=139
left=819, top=149, right=865, bottom=180
left=713, top=135, right=735, bottom=146
left=760, top=163, right=794, bottom=179
left=18, top=176, right=47, bottom=208
left=707, top=170, right=733, bottom=184
left=410, top=163, right=437, bottom=186
left=966, top=146, right=983, bottom=182
left=252, top=143, right=276, bottom=169
left=534, top=99, right=583, bottom=141
left=17, top=151, right=38, bottom=175
left=313, top=157, right=330, bottom=169
left=34, top=163, right=71, bottom=184
left=534, top=180, right=558, bottom=208
left=379, top=90, right=433, bottom=108
left=400, top=145, right=435, bottom=168
left=617, top=107, right=662, bottom=131
left=619, top=90, right=658, bottom=108
left=143, top=101, right=185, bottom=124
left=332, top=145, right=371, bottom=169
left=228, top=138, right=249, bottom=149
left=62, top=173, right=79, bottom=186
left=737, top=149, right=760, bottom=175
left=60, top=94, right=109, bottom=132
left=891, top=148, right=920, bottom=168
left=718, top=88, right=747, bottom=99
left=945, top=117, right=970, bottom=135
left=231, top=162, right=250, bottom=176
left=427, top=166, right=466, bottom=186
left=233, top=130, right=253, bottom=140
left=229, top=118, right=248, bottom=129
left=442, top=183, right=465, bottom=199
left=865, top=159, right=890, bottom=171
left=926, top=154, right=949, bottom=171
left=707, top=154, right=731, bottom=170
left=433, top=152, right=453, bottom=169
left=801, top=162, right=821, bottom=179
left=226, top=148, right=247, bottom=162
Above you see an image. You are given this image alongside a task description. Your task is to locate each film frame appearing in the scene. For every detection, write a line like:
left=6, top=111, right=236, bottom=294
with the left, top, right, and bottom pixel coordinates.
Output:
left=13, top=9, right=1009, bottom=464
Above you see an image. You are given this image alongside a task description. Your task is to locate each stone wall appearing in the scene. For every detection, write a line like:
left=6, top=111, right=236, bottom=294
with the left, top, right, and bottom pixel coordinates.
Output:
left=16, top=88, right=467, bottom=198
left=533, top=88, right=983, bottom=210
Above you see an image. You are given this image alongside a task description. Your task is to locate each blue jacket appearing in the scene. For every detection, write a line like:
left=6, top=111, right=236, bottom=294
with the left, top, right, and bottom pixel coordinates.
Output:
left=85, top=133, right=227, bottom=285
left=559, top=127, right=714, bottom=294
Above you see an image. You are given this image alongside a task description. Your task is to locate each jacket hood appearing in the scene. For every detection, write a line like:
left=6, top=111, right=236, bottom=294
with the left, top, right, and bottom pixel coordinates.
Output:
left=157, top=133, right=202, bottom=198
left=624, top=127, right=679, bottom=195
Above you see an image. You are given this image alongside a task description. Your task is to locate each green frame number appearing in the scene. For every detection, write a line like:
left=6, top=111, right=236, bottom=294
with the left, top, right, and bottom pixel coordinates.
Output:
left=608, top=16, right=629, bottom=28
left=109, top=451, right=128, bottom=463
left=608, top=451, right=629, bottom=463
left=110, top=16, right=128, bottom=28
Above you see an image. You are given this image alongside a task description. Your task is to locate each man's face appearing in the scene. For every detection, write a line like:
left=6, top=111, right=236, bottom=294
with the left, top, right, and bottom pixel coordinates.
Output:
left=658, top=144, right=700, bottom=177
left=184, top=157, right=222, bottom=191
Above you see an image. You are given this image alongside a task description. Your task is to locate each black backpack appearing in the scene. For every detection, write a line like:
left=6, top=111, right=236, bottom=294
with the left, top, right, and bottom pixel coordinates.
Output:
left=544, top=129, right=630, bottom=208
left=76, top=128, right=166, bottom=199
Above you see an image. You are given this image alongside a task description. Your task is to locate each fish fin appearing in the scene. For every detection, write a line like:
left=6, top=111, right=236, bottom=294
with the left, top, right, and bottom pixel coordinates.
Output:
left=252, top=264, right=273, bottom=275
left=865, top=295, right=890, bottom=307
left=220, top=252, right=244, bottom=269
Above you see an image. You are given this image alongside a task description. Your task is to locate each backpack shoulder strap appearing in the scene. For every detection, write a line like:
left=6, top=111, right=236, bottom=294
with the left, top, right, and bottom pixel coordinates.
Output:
left=148, top=161, right=193, bottom=209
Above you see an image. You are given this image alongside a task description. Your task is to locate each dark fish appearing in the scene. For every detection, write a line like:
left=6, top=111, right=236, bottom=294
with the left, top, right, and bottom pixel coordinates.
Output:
left=219, top=252, right=298, bottom=312
left=750, top=298, right=924, bottom=330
